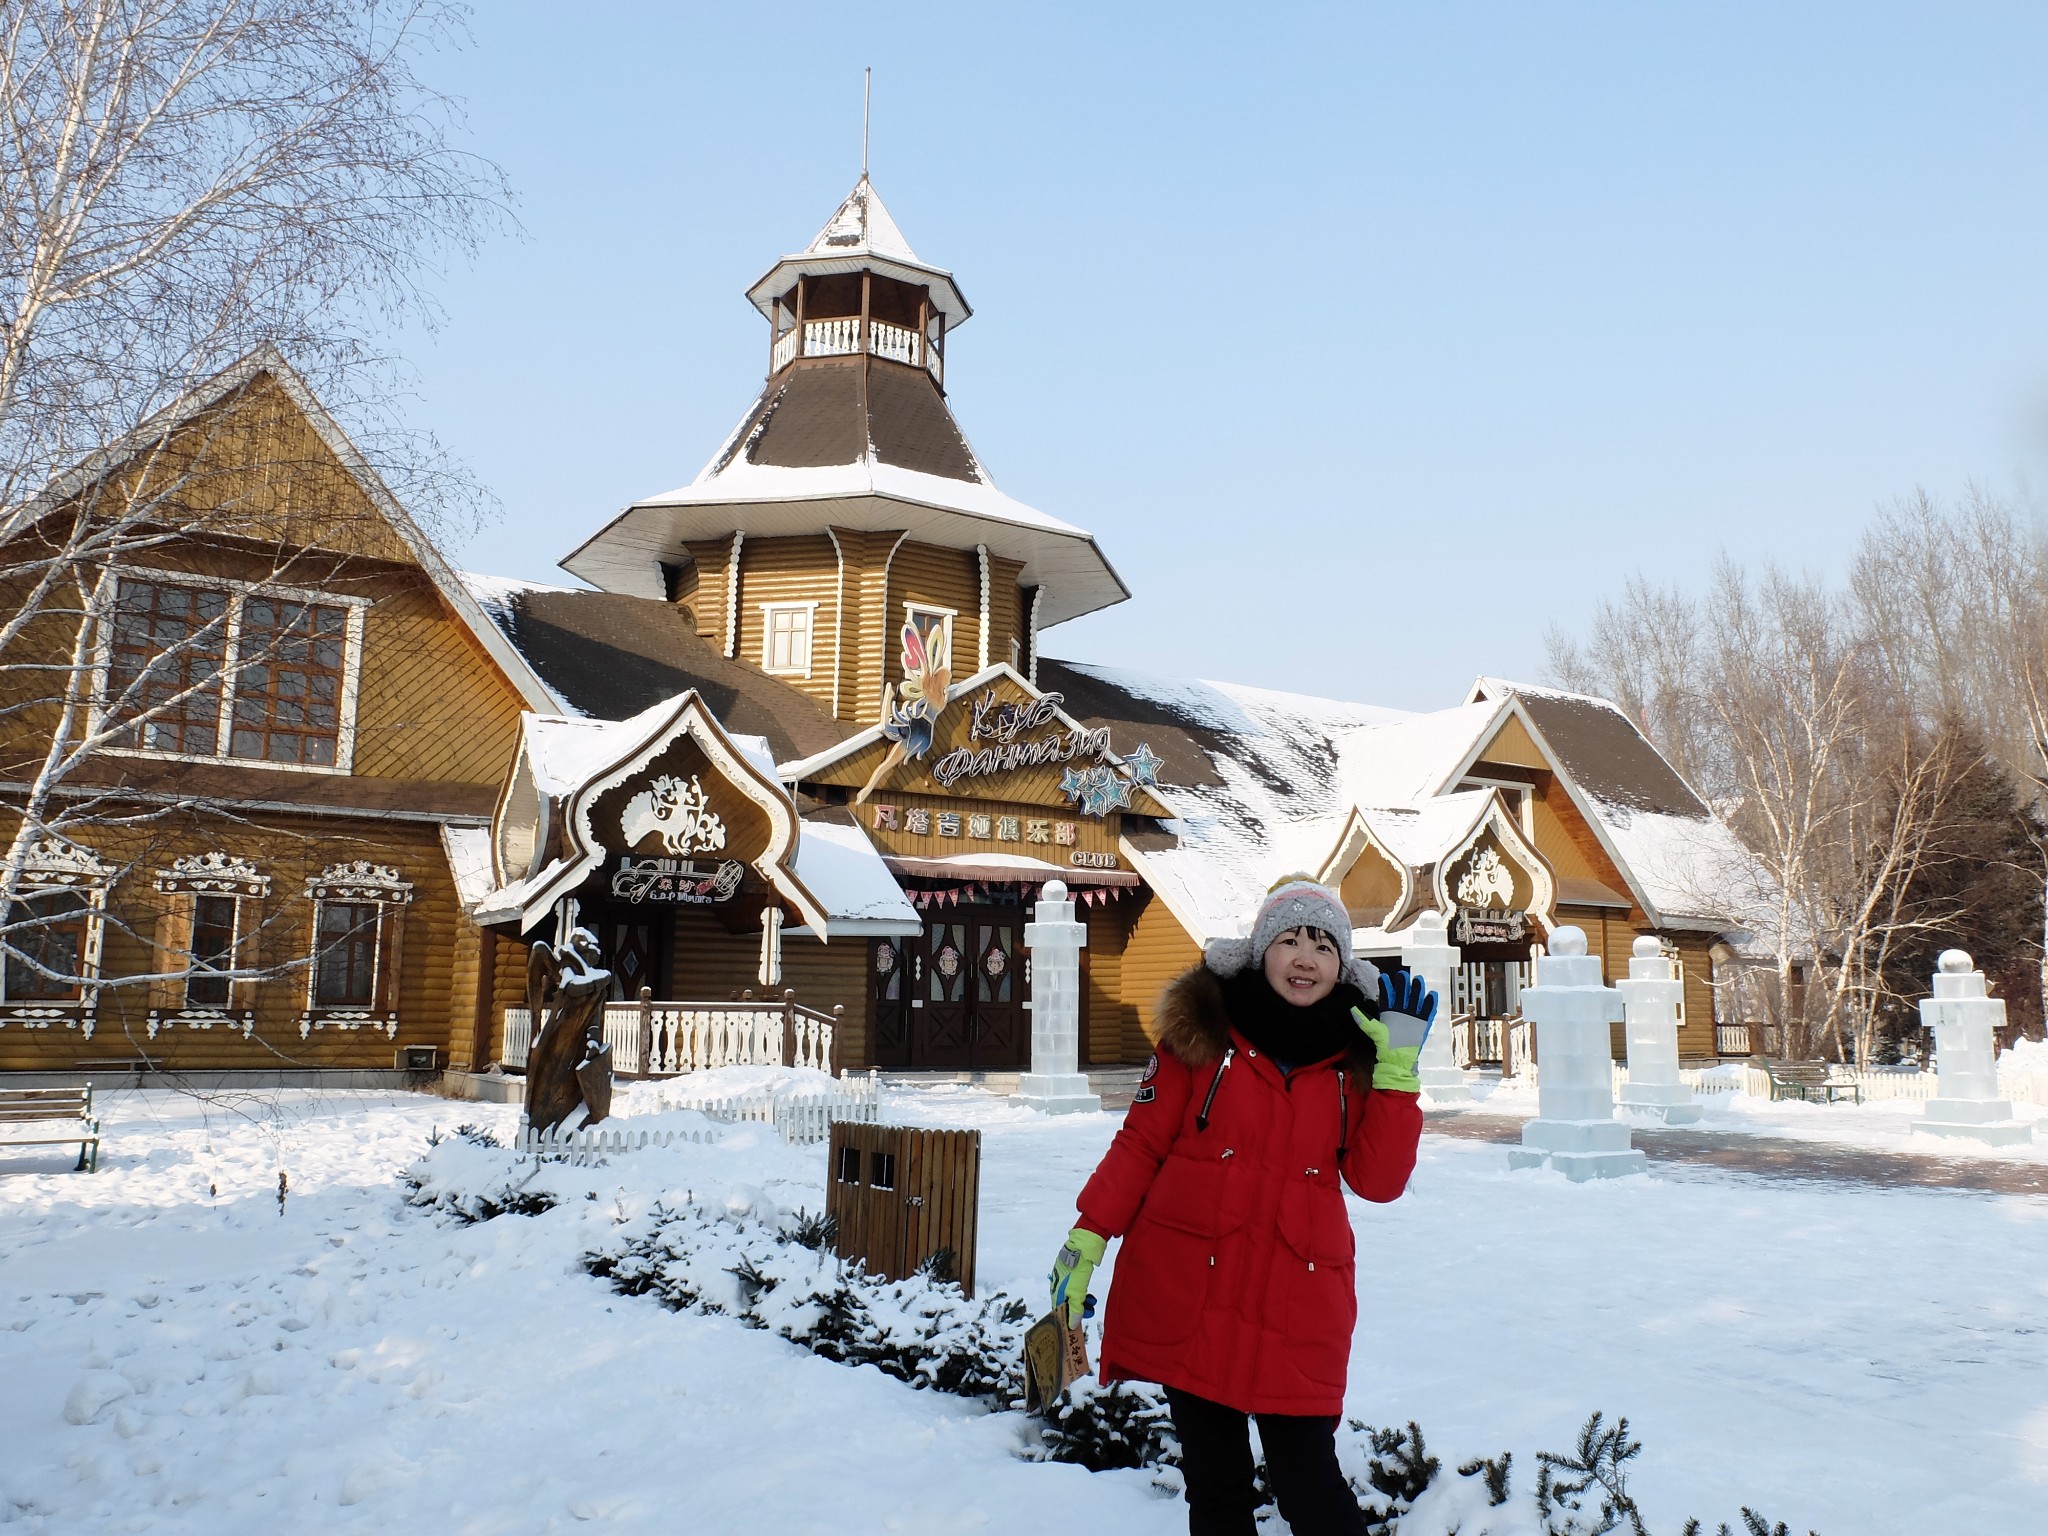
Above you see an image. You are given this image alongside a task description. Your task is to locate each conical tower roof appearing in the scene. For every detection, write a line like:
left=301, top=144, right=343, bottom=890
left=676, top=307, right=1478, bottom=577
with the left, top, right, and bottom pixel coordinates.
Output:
left=561, top=180, right=1125, bottom=628
left=745, top=176, right=970, bottom=331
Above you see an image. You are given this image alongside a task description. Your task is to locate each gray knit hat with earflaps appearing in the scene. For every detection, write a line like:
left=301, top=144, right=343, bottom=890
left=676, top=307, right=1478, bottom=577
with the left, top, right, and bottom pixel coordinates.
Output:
left=1202, top=876, right=1383, bottom=997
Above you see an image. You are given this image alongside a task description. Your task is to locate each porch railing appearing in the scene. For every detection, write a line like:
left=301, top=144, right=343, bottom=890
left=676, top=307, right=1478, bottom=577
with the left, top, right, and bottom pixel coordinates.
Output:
left=499, top=988, right=844, bottom=1078
left=1715, top=1023, right=1752, bottom=1057
left=1452, top=1015, right=1501, bottom=1068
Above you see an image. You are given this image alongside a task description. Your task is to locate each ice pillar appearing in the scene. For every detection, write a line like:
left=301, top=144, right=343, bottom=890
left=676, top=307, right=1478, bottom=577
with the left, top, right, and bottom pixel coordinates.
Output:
left=1614, top=937, right=1702, bottom=1125
left=1016, top=880, right=1101, bottom=1114
left=1401, top=910, right=1469, bottom=1103
left=1917, top=949, right=2032, bottom=1146
left=1507, top=926, right=1646, bottom=1180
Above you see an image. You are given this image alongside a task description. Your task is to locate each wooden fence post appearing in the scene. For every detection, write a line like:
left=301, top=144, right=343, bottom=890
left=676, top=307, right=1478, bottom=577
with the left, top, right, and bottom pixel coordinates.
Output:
left=637, top=985, right=654, bottom=1078
left=831, top=1004, right=845, bottom=1077
left=783, top=988, right=797, bottom=1068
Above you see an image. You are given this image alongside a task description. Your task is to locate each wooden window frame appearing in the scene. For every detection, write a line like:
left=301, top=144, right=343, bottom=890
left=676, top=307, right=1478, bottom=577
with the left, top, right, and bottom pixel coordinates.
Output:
left=89, top=568, right=369, bottom=776
left=759, top=600, right=818, bottom=679
left=297, top=862, right=412, bottom=1040
left=0, top=840, right=114, bottom=1036
left=901, top=602, right=957, bottom=676
left=147, top=852, right=269, bottom=1039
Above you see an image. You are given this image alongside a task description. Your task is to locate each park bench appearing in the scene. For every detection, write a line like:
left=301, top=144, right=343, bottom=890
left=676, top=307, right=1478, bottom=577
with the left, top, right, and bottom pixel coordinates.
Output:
left=1761, top=1059, right=1863, bottom=1106
left=0, top=1084, right=102, bottom=1171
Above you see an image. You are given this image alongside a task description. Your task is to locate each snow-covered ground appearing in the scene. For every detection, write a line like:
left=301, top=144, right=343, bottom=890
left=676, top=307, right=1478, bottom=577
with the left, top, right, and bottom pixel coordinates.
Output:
left=3, top=1075, right=2046, bottom=1534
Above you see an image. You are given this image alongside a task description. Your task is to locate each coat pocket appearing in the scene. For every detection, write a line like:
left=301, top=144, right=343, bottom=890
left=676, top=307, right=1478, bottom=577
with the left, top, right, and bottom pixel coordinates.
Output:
left=1276, top=1177, right=1356, bottom=1268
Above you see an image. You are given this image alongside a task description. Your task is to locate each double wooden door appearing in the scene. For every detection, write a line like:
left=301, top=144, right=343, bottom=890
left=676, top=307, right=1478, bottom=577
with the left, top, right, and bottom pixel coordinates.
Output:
left=870, top=905, right=1027, bottom=1070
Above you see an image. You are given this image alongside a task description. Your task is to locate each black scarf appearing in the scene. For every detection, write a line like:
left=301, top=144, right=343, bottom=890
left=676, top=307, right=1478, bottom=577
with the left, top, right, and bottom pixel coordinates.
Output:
left=1220, top=969, right=1375, bottom=1072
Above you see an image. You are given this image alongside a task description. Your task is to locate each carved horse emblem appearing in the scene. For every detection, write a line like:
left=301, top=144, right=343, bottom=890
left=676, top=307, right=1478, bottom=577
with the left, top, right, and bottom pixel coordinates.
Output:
left=620, top=774, right=728, bottom=857
left=1455, top=846, right=1516, bottom=910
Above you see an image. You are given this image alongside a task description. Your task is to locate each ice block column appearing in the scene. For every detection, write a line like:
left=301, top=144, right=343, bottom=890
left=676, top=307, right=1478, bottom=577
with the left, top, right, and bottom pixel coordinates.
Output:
left=1016, top=880, right=1102, bottom=1114
left=1401, top=910, right=1469, bottom=1103
left=1917, top=949, right=2032, bottom=1146
left=1614, top=936, right=1703, bottom=1125
left=1507, top=926, right=1647, bottom=1180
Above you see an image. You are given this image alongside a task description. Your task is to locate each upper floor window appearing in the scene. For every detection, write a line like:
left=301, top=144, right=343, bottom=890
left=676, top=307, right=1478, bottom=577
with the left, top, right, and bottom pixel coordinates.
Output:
left=100, top=574, right=366, bottom=772
left=902, top=604, right=954, bottom=677
left=760, top=602, right=816, bottom=678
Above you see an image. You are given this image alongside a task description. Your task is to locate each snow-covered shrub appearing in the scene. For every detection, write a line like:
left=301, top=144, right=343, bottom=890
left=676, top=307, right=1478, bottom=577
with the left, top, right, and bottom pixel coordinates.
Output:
left=1350, top=1421, right=1442, bottom=1533
left=400, top=1129, right=557, bottom=1222
left=1533, top=1412, right=1647, bottom=1536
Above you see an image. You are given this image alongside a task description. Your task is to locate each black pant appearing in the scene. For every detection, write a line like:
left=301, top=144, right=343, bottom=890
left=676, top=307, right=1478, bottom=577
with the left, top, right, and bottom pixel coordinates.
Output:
left=1166, top=1387, right=1366, bottom=1536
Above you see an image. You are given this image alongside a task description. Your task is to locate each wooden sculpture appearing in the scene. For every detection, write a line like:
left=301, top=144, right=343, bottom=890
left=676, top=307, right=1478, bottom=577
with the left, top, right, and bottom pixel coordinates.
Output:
left=523, top=927, right=615, bottom=1134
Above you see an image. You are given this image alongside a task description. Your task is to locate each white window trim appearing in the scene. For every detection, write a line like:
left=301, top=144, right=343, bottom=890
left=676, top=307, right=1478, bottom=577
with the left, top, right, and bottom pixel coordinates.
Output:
left=0, top=840, right=115, bottom=1035
left=146, top=853, right=269, bottom=1036
left=759, top=600, right=819, bottom=679
left=88, top=567, right=371, bottom=776
left=902, top=601, right=958, bottom=673
left=1459, top=776, right=1535, bottom=838
left=299, top=862, right=412, bottom=1039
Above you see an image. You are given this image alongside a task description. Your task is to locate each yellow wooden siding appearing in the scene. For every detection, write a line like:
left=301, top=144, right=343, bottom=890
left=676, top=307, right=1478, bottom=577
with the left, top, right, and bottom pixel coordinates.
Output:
left=733, top=535, right=840, bottom=713
left=988, top=555, right=1026, bottom=668
left=848, top=529, right=902, bottom=723
left=349, top=575, right=526, bottom=784
left=1119, top=892, right=1201, bottom=1059
left=1339, top=844, right=1404, bottom=922
left=683, top=538, right=737, bottom=648
left=1471, top=714, right=1549, bottom=770
left=1082, top=903, right=1127, bottom=1065
left=0, top=819, right=467, bottom=1072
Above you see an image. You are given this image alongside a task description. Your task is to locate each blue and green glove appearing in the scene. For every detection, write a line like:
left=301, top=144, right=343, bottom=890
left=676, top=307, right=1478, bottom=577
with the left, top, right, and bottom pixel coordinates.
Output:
left=1351, top=970, right=1438, bottom=1093
left=1048, top=1227, right=1106, bottom=1325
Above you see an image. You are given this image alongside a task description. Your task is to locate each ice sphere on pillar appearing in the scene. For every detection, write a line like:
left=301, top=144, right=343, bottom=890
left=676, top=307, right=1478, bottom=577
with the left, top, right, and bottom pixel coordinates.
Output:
left=1916, top=949, right=2031, bottom=1145
left=1016, top=879, right=1101, bottom=1114
left=1402, top=908, right=1469, bottom=1104
left=1615, top=935, right=1702, bottom=1126
left=1507, top=925, right=1647, bottom=1180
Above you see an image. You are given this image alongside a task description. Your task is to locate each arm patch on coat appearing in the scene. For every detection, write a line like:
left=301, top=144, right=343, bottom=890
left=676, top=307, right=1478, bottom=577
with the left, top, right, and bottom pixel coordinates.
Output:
left=1141, top=1054, right=1159, bottom=1082
left=1133, top=1084, right=1157, bottom=1104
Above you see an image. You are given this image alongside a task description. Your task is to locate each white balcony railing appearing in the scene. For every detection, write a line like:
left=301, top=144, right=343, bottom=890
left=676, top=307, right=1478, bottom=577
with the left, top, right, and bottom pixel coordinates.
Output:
left=774, top=316, right=942, bottom=384
left=499, top=991, right=842, bottom=1078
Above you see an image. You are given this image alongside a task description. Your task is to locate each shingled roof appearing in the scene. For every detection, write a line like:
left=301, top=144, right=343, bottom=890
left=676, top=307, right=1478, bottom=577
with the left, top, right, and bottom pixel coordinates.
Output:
left=457, top=577, right=847, bottom=764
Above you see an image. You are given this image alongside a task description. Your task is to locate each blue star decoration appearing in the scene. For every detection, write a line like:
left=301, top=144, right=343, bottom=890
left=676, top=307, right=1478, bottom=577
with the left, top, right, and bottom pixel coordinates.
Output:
left=1123, top=742, right=1162, bottom=790
left=1061, top=764, right=1133, bottom=817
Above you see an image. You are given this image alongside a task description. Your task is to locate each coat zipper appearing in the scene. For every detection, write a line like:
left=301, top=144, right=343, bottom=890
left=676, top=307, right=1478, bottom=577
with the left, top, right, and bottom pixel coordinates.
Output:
left=1195, top=1047, right=1234, bottom=1132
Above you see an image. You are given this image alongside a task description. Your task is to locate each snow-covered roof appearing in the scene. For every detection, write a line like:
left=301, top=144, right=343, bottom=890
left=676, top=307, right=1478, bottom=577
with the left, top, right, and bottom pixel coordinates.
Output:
left=439, top=825, right=496, bottom=913
left=1046, top=659, right=1769, bottom=947
left=744, top=177, right=970, bottom=330
left=790, top=819, right=921, bottom=936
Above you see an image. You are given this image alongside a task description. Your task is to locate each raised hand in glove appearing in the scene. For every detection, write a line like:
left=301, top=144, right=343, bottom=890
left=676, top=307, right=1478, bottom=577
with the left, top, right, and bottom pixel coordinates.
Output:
left=1350, top=969, right=1438, bottom=1093
left=1049, top=1227, right=1106, bottom=1325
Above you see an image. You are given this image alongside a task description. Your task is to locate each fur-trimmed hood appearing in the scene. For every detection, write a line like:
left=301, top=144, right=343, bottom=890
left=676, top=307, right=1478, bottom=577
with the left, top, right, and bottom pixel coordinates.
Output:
left=1153, top=965, right=1378, bottom=1081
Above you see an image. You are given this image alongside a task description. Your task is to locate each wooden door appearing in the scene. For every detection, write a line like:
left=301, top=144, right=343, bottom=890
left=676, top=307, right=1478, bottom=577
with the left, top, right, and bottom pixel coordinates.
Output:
left=917, top=918, right=973, bottom=1068
left=870, top=936, right=913, bottom=1069
left=970, top=914, right=1026, bottom=1068
left=602, top=920, right=660, bottom=1002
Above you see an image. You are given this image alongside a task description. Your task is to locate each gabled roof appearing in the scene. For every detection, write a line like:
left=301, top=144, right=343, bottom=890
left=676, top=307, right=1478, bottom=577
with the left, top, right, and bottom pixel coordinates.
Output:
left=35, top=346, right=560, bottom=718
left=745, top=177, right=970, bottom=330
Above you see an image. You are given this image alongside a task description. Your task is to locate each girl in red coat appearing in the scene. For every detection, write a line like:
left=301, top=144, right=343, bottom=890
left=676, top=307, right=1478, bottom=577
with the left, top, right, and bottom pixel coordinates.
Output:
left=1049, top=878, right=1430, bottom=1536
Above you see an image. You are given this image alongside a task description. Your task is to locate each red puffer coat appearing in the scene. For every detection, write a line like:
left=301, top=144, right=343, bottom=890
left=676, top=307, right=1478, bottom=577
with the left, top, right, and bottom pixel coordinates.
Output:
left=1076, top=966, right=1423, bottom=1417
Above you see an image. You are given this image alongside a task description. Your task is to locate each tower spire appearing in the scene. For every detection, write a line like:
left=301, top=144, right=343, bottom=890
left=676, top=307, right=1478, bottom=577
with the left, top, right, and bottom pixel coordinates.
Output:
left=862, top=67, right=871, bottom=181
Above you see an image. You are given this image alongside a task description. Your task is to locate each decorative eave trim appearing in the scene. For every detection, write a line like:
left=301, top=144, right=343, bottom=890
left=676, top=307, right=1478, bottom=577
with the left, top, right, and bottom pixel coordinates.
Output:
left=976, top=544, right=991, bottom=673
left=520, top=689, right=828, bottom=936
left=1311, top=807, right=1418, bottom=928
left=723, top=531, right=745, bottom=658
left=17, top=838, right=116, bottom=888
left=1427, top=790, right=1558, bottom=930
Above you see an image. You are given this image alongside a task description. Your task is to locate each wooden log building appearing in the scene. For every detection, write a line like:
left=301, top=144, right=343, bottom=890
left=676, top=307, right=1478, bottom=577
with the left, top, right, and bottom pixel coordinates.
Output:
left=0, top=178, right=1760, bottom=1083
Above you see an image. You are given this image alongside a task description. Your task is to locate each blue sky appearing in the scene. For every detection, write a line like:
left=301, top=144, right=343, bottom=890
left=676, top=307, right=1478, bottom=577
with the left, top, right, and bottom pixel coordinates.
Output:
left=404, top=3, right=2048, bottom=710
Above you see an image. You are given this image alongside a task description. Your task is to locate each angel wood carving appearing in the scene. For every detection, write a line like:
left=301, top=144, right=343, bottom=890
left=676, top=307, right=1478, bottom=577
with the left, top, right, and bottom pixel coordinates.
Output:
left=523, top=927, right=615, bottom=1134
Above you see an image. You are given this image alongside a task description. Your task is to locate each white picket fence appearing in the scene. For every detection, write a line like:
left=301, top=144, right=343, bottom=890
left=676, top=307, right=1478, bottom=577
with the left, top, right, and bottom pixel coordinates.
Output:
left=1603, top=1063, right=2048, bottom=1106
left=514, top=1121, right=724, bottom=1165
left=500, top=996, right=840, bottom=1077
left=658, top=1069, right=883, bottom=1146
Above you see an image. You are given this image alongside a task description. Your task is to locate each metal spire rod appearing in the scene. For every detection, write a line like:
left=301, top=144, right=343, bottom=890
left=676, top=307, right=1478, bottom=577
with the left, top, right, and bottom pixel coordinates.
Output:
left=862, top=66, right=871, bottom=180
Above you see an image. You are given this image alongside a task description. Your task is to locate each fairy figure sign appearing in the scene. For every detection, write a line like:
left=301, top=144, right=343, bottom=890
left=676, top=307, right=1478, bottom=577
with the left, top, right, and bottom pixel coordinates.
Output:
left=857, top=618, right=952, bottom=804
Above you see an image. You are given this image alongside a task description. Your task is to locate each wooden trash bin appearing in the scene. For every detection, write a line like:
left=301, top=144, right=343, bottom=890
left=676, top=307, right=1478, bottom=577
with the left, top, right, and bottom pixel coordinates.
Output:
left=826, top=1122, right=981, bottom=1297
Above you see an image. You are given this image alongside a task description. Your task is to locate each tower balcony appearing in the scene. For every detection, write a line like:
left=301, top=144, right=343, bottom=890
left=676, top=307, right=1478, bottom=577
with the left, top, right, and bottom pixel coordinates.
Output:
left=772, top=315, right=942, bottom=386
